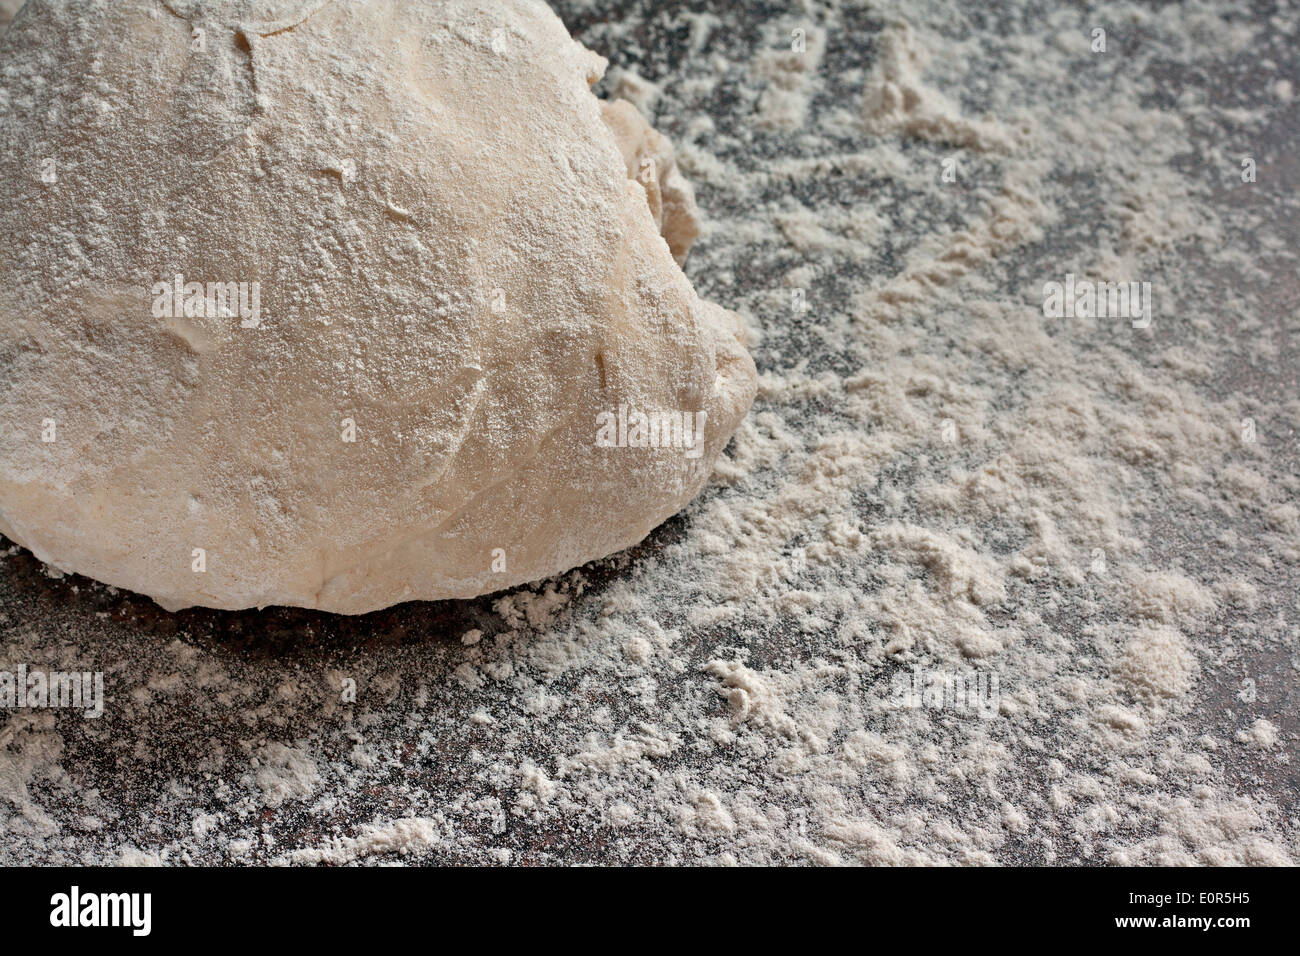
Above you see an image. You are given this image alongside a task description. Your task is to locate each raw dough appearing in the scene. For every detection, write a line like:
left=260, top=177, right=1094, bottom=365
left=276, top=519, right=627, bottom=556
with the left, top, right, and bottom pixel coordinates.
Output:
left=0, top=0, right=21, bottom=30
left=0, top=0, right=756, bottom=613
left=600, top=99, right=700, bottom=265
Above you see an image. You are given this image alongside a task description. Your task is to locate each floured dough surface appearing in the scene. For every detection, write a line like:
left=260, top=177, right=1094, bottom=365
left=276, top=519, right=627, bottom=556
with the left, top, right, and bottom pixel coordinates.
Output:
left=0, top=0, right=756, bottom=613
left=600, top=99, right=701, bottom=265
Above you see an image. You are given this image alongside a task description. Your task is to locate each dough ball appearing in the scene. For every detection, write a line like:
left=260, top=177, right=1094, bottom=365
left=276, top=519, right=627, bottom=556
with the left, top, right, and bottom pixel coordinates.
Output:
left=0, top=0, right=756, bottom=613
left=0, top=0, right=23, bottom=31
left=600, top=98, right=700, bottom=265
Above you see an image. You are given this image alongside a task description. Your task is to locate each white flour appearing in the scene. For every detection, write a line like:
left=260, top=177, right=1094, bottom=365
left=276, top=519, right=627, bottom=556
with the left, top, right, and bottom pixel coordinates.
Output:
left=0, top=0, right=1296, bottom=865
